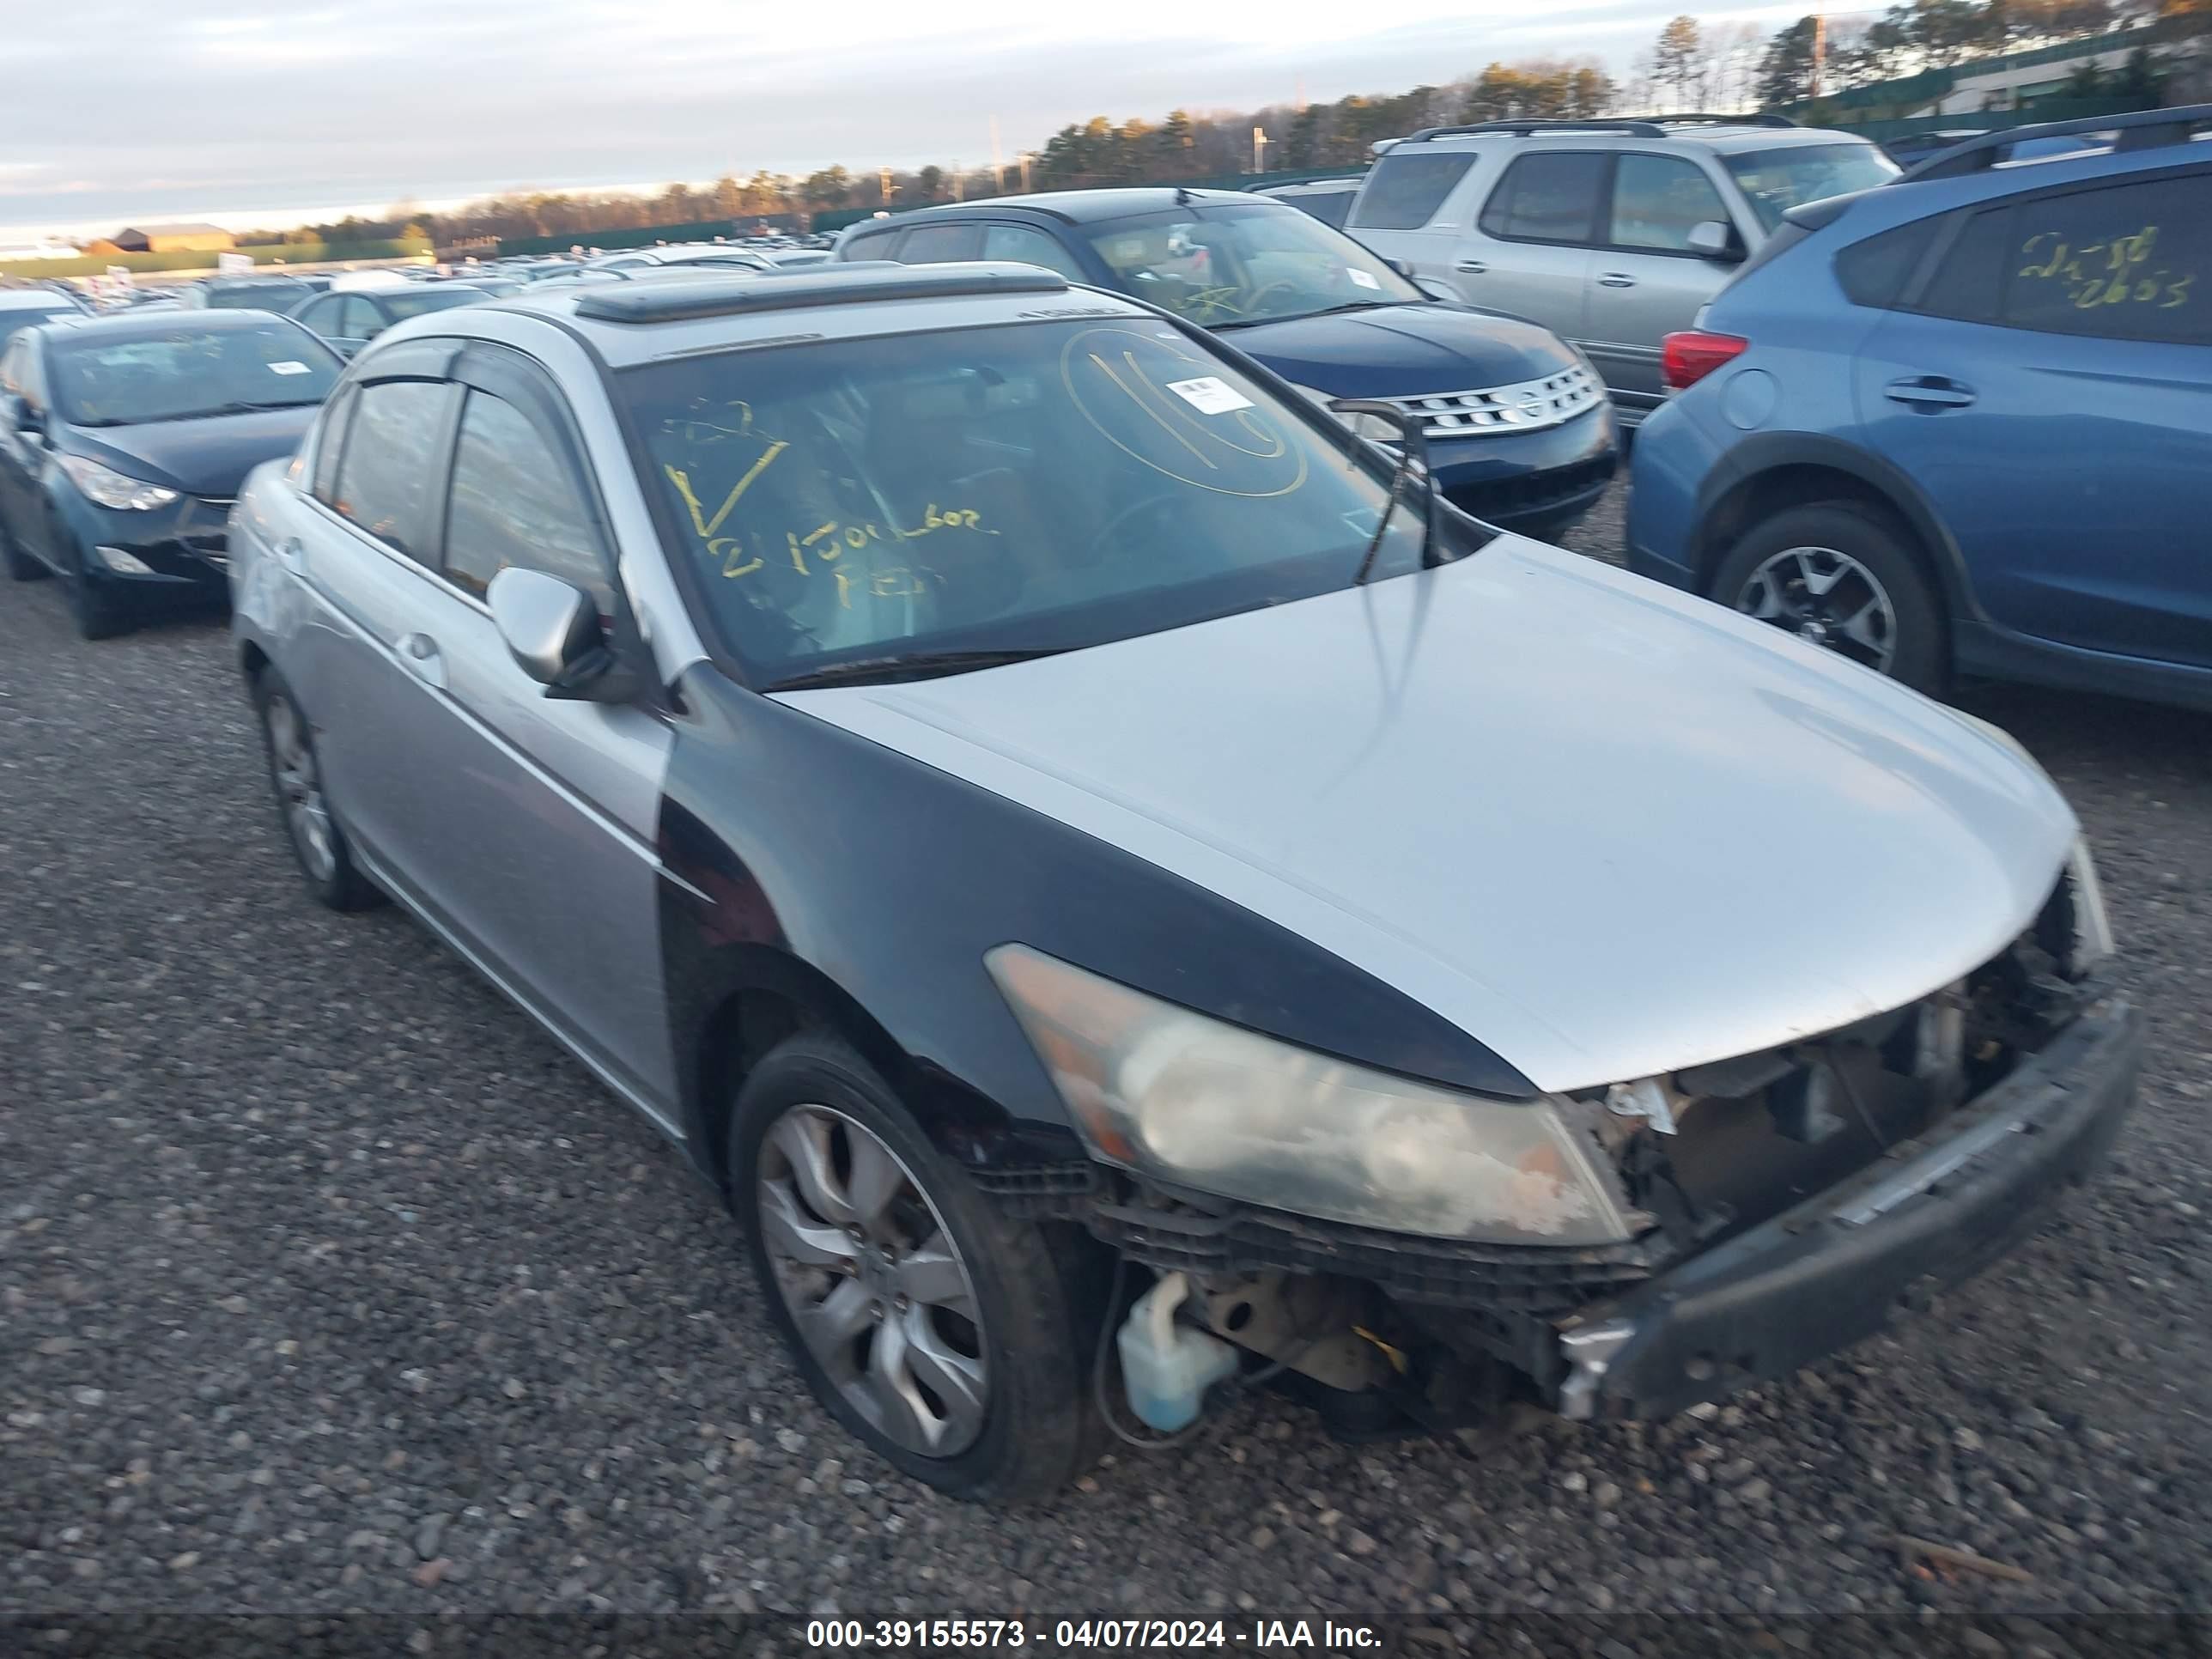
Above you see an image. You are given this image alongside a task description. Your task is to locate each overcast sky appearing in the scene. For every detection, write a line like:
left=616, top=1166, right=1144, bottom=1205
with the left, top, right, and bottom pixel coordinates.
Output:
left=3, top=0, right=1813, bottom=243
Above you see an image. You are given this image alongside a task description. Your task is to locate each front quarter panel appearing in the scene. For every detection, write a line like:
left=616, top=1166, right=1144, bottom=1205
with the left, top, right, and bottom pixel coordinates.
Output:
left=657, top=669, right=1538, bottom=1182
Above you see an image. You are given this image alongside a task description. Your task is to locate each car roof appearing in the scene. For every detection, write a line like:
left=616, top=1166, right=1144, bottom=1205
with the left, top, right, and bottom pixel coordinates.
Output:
left=448, top=261, right=1155, bottom=369
left=1388, top=119, right=1865, bottom=157
left=852, top=187, right=1267, bottom=229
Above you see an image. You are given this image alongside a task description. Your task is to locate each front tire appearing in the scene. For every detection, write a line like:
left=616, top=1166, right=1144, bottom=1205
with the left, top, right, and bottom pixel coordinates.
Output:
left=1711, top=501, right=1944, bottom=695
left=66, top=544, right=130, bottom=640
left=1, top=517, right=48, bottom=582
left=252, top=665, right=379, bottom=910
left=731, top=1032, right=1098, bottom=1501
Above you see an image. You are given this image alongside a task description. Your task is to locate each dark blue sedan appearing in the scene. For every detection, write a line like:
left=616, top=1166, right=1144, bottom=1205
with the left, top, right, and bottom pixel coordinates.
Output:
left=836, top=189, right=1616, bottom=539
left=0, top=309, right=340, bottom=637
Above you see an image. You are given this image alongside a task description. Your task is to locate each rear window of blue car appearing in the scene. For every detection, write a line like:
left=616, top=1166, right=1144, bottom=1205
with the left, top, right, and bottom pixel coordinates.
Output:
left=1908, top=170, right=2211, bottom=345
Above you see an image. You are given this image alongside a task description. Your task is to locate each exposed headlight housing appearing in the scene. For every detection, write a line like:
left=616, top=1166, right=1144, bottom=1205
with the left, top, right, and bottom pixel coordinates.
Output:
left=57, top=453, right=179, bottom=512
left=987, top=945, right=1638, bottom=1246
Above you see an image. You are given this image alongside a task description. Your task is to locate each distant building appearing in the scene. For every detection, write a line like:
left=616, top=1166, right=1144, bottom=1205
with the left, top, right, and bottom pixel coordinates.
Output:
left=97, top=222, right=236, bottom=254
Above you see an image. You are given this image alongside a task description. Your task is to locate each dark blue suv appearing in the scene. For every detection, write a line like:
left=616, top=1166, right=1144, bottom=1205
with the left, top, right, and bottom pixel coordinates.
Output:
left=1628, top=107, right=2212, bottom=713
left=837, top=189, right=1617, bottom=539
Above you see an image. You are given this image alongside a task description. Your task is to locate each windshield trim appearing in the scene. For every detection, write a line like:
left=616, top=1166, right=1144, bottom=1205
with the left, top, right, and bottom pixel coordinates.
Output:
left=610, top=312, right=1474, bottom=693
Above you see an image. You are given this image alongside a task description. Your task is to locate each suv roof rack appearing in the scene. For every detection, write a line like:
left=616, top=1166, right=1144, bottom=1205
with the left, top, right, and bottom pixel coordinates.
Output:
left=1396, top=118, right=1668, bottom=143
left=569, top=262, right=1068, bottom=324
left=1899, top=101, right=2212, bottom=181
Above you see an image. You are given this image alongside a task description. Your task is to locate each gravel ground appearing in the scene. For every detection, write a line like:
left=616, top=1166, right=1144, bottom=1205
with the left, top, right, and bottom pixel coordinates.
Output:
left=4, top=489, right=2210, bottom=1636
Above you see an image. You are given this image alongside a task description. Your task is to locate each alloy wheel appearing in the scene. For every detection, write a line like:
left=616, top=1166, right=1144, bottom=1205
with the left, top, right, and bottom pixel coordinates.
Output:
left=264, top=692, right=337, bottom=883
left=1734, top=544, right=1899, bottom=674
left=757, top=1104, right=988, bottom=1458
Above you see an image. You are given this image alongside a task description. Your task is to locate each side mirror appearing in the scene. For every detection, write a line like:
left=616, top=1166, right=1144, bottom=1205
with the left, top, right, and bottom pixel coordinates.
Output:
left=0, top=392, right=31, bottom=431
left=1686, top=221, right=1743, bottom=263
left=1389, top=258, right=1413, bottom=278
left=1413, top=276, right=1462, bottom=304
left=488, top=568, right=611, bottom=697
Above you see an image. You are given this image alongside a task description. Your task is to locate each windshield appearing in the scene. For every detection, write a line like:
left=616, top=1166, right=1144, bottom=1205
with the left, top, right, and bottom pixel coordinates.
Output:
left=52, top=323, right=342, bottom=425
left=1079, top=204, right=1422, bottom=327
left=625, top=317, right=1443, bottom=686
left=381, top=287, right=489, bottom=320
left=1726, top=143, right=1901, bottom=234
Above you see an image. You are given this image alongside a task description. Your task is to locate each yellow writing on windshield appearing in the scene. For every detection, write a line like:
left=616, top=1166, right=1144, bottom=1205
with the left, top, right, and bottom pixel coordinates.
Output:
left=706, top=507, right=994, bottom=581
left=663, top=445, right=787, bottom=542
left=2018, top=225, right=2193, bottom=312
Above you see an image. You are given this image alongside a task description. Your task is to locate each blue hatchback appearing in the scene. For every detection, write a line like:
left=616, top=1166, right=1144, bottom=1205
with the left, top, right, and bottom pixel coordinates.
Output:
left=1628, top=107, right=2212, bottom=712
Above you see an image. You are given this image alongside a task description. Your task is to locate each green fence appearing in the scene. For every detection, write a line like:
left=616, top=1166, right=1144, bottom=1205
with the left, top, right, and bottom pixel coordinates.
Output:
left=1820, top=98, right=2148, bottom=143
left=0, top=239, right=428, bottom=282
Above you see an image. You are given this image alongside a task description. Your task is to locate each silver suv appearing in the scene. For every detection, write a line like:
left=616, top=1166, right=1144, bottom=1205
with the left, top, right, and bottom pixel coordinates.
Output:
left=1345, top=117, right=1899, bottom=423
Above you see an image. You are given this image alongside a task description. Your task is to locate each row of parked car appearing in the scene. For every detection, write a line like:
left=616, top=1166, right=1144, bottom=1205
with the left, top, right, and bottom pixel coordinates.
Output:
left=0, top=108, right=2168, bottom=1500
left=837, top=104, right=2210, bottom=713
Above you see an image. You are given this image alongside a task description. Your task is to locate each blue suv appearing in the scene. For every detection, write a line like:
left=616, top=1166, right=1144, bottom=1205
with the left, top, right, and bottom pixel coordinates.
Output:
left=1628, top=107, right=2212, bottom=713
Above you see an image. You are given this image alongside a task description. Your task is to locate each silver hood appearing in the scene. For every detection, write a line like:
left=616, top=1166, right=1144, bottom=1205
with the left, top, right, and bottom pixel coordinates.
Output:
left=775, top=538, right=2078, bottom=1094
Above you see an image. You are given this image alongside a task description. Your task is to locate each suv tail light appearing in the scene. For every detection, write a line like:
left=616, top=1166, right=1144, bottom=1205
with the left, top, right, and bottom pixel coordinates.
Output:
left=1662, top=330, right=1748, bottom=392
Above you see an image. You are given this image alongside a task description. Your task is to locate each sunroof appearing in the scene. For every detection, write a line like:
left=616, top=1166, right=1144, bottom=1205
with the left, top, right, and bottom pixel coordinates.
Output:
left=570, top=262, right=1069, bottom=324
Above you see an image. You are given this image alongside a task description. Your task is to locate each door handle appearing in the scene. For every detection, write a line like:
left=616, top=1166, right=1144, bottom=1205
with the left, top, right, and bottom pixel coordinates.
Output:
left=1453, top=258, right=1488, bottom=274
left=1596, top=272, right=1638, bottom=289
left=396, top=631, right=447, bottom=689
left=1884, top=375, right=1977, bottom=410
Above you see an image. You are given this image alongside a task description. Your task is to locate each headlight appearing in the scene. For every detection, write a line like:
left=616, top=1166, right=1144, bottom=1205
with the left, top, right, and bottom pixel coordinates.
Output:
left=987, top=945, right=1637, bottom=1245
left=57, top=454, right=179, bottom=512
left=2066, top=835, right=2115, bottom=973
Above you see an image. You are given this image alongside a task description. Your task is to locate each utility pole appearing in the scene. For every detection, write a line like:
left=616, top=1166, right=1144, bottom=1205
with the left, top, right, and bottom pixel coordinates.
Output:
left=1810, top=11, right=1826, bottom=99
left=952, top=163, right=963, bottom=203
left=990, top=117, right=1004, bottom=194
left=1019, top=152, right=1034, bottom=191
left=879, top=167, right=892, bottom=207
left=1251, top=126, right=1268, bottom=173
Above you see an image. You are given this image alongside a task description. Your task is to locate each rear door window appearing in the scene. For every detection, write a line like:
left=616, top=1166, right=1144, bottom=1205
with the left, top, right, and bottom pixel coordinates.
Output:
left=897, top=223, right=985, bottom=264
left=1909, top=172, right=2210, bottom=344
left=328, top=380, right=454, bottom=561
left=311, top=385, right=357, bottom=506
left=981, top=223, right=1088, bottom=282
left=1351, top=152, right=1477, bottom=230
left=1479, top=153, right=1608, bottom=245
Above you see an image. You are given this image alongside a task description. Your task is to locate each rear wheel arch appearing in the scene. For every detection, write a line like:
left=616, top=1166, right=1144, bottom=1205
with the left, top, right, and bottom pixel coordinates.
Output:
left=1689, top=440, right=1972, bottom=623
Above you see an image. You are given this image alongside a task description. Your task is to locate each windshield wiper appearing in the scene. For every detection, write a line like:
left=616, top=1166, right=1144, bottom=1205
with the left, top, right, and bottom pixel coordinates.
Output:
left=1328, top=398, right=1439, bottom=580
left=1215, top=300, right=1392, bottom=331
left=765, top=647, right=1068, bottom=691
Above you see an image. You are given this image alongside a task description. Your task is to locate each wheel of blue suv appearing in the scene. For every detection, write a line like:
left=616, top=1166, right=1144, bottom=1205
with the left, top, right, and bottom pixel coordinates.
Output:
left=252, top=664, right=380, bottom=911
left=730, top=1031, right=1102, bottom=1500
left=1712, top=501, right=1944, bottom=695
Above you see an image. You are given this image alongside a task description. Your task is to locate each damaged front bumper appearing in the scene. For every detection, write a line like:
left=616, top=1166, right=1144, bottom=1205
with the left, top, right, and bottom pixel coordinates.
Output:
left=1553, top=992, right=2141, bottom=1421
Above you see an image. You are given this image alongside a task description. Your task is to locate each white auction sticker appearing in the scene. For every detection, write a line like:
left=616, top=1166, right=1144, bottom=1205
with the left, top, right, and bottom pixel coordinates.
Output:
left=1164, top=376, right=1255, bottom=415
left=268, top=361, right=313, bottom=375
left=1346, top=268, right=1382, bottom=290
